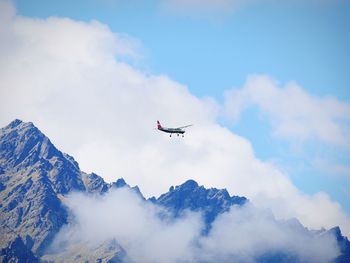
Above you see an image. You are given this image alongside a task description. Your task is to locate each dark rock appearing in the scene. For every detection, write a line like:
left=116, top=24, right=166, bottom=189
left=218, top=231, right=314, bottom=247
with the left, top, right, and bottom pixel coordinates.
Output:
left=156, top=179, right=247, bottom=226
left=113, top=178, right=127, bottom=188
left=0, top=236, right=40, bottom=263
left=111, top=178, right=145, bottom=199
left=82, top=172, right=109, bottom=194
left=325, top=227, right=350, bottom=263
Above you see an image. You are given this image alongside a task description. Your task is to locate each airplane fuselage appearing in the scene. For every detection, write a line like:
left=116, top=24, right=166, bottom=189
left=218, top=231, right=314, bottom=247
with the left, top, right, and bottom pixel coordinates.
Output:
left=158, top=127, right=185, bottom=134
left=156, top=120, right=191, bottom=137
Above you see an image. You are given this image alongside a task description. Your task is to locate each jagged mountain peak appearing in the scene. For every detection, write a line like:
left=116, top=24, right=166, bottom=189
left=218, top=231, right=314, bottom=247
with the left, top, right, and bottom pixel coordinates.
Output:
left=114, top=178, right=127, bottom=188
left=1, top=119, right=58, bottom=170
left=177, top=179, right=198, bottom=190
left=111, top=178, right=145, bottom=199
left=330, top=226, right=342, bottom=238
left=160, top=179, right=246, bottom=204
left=0, top=120, right=88, bottom=255
left=3, top=119, right=40, bottom=132
left=0, top=119, right=85, bottom=194
left=6, top=119, right=26, bottom=129
left=157, top=180, right=247, bottom=226
left=81, top=172, right=109, bottom=194
left=1, top=119, right=35, bottom=137
left=2, top=119, right=50, bottom=145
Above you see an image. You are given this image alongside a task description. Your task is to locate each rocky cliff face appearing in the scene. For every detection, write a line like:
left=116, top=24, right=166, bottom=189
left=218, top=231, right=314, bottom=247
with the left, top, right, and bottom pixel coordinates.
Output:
left=82, top=172, right=109, bottom=194
left=0, top=120, right=139, bottom=262
left=0, top=119, right=85, bottom=194
left=0, top=236, right=40, bottom=263
left=0, top=120, right=115, bottom=259
left=327, top=227, right=350, bottom=263
left=155, top=179, right=247, bottom=226
left=0, top=120, right=73, bottom=255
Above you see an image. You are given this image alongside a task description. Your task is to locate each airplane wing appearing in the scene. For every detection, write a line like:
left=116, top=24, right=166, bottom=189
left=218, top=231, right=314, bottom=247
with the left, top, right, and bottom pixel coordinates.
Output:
left=176, top=124, right=193, bottom=129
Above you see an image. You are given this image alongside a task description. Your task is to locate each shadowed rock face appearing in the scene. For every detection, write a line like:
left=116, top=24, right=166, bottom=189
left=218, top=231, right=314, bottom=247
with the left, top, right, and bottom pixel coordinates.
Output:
left=82, top=172, right=109, bottom=194
left=326, top=227, right=350, bottom=263
left=0, top=119, right=86, bottom=194
left=0, top=120, right=78, bottom=254
left=0, top=120, right=127, bottom=260
left=0, top=236, right=40, bottom=263
left=155, top=179, right=247, bottom=226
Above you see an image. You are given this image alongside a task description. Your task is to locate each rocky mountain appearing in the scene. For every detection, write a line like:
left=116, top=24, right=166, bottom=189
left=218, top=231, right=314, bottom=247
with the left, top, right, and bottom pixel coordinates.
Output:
left=82, top=172, right=109, bottom=194
left=154, top=179, right=247, bottom=227
left=0, top=119, right=71, bottom=255
left=1, top=119, right=350, bottom=263
left=0, top=119, right=121, bottom=261
left=0, top=236, right=40, bottom=263
left=329, top=227, right=350, bottom=263
left=111, top=178, right=144, bottom=199
left=42, top=239, right=127, bottom=263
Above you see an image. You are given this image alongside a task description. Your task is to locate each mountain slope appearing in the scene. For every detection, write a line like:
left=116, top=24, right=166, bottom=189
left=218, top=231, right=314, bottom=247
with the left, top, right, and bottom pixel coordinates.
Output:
left=0, top=236, right=40, bottom=263
left=0, top=119, right=85, bottom=194
left=0, top=120, right=74, bottom=254
left=0, top=120, right=118, bottom=258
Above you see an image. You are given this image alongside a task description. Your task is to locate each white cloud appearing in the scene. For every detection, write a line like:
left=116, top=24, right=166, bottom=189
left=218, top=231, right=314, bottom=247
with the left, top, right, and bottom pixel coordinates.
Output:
left=49, top=188, right=340, bottom=263
left=224, top=75, right=350, bottom=148
left=0, top=0, right=349, bottom=238
left=199, top=203, right=339, bottom=263
left=50, top=188, right=202, bottom=263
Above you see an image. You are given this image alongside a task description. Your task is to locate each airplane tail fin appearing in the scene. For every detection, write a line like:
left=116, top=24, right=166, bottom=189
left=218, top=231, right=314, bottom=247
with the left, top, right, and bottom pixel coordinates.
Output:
left=157, top=120, right=162, bottom=129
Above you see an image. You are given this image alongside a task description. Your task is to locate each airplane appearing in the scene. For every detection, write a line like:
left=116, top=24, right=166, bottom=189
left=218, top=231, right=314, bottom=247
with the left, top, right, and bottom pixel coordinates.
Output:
left=156, top=120, right=192, bottom=137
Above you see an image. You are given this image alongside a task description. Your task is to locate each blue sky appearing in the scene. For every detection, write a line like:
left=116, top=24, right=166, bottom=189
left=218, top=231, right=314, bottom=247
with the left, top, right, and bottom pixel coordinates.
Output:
left=11, top=0, right=350, bottom=216
left=15, top=0, right=350, bottom=100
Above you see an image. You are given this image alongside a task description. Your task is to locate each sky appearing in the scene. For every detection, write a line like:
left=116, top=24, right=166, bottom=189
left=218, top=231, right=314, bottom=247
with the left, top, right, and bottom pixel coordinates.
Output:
left=0, top=0, right=350, bottom=237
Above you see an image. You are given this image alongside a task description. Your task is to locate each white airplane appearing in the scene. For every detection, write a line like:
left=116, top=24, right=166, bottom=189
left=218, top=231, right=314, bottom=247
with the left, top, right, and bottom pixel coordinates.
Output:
left=156, top=120, right=192, bottom=137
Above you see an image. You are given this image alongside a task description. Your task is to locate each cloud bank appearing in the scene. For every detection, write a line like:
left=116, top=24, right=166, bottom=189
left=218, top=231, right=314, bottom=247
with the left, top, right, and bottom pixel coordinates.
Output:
left=224, top=75, right=350, bottom=148
left=50, top=188, right=202, bottom=263
left=49, top=188, right=339, bottom=263
left=0, top=0, right=349, bottom=236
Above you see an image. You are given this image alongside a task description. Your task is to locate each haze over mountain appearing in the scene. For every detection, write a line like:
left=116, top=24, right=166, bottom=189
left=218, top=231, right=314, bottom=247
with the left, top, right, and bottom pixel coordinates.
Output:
left=0, top=119, right=350, bottom=262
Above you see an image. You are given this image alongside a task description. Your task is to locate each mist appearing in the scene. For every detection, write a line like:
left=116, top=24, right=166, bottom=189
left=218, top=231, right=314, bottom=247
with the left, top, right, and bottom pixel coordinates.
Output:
left=48, top=187, right=340, bottom=263
left=49, top=188, right=203, bottom=263
left=200, top=204, right=339, bottom=263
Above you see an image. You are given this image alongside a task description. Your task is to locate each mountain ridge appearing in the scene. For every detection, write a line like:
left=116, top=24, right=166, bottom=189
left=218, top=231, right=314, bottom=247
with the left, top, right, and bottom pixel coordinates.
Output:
left=0, top=119, right=349, bottom=262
